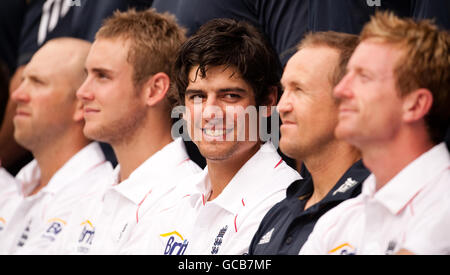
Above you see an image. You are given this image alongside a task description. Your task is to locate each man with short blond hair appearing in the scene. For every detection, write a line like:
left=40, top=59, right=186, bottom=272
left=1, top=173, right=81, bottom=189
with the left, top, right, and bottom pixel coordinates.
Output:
left=301, top=12, right=450, bottom=255
left=55, top=8, right=201, bottom=254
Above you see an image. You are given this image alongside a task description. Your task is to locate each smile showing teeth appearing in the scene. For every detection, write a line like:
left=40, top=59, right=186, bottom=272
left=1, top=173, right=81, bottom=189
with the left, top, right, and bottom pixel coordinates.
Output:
left=203, top=128, right=232, bottom=137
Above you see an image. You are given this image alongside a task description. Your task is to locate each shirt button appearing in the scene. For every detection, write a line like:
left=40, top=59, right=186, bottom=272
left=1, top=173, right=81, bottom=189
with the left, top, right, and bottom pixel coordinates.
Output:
left=285, top=236, right=293, bottom=245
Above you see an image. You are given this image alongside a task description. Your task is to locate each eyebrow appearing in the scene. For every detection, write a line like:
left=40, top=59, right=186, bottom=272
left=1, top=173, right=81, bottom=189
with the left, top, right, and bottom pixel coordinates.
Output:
left=185, top=87, right=248, bottom=94
left=86, top=67, right=114, bottom=76
left=218, top=87, right=248, bottom=93
left=353, top=66, right=375, bottom=77
left=281, top=78, right=305, bottom=90
left=28, top=74, right=47, bottom=85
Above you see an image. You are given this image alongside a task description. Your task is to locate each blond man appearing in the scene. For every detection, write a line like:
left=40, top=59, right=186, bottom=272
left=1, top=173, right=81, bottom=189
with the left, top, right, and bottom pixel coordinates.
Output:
left=54, top=9, right=201, bottom=254
left=301, top=12, right=450, bottom=255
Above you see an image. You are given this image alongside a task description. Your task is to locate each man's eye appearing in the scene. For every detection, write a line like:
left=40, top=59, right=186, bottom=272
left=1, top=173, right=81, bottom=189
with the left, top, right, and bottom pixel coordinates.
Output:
left=30, top=77, right=45, bottom=85
left=97, top=72, right=110, bottom=80
left=188, top=94, right=205, bottom=101
left=224, top=93, right=241, bottom=99
left=358, top=72, right=371, bottom=82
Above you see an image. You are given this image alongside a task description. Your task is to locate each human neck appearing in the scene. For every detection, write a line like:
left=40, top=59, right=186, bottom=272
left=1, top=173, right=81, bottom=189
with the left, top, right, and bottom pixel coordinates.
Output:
left=360, top=131, right=434, bottom=191
left=113, top=118, right=173, bottom=183
left=206, top=143, right=261, bottom=201
left=31, top=132, right=90, bottom=197
left=303, top=140, right=361, bottom=210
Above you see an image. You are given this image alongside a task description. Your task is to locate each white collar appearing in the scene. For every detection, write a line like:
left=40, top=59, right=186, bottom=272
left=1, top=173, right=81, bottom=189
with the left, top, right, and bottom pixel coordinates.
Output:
left=184, top=142, right=300, bottom=214
left=362, top=142, right=450, bottom=215
left=112, top=138, right=192, bottom=205
left=16, top=142, right=106, bottom=198
left=0, top=167, right=18, bottom=191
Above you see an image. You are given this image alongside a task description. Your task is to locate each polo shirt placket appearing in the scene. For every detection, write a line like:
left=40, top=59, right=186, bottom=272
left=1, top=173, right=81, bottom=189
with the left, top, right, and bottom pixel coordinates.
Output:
left=143, top=142, right=301, bottom=255
left=300, top=143, right=450, bottom=255
left=250, top=160, right=370, bottom=255
left=58, top=137, right=202, bottom=254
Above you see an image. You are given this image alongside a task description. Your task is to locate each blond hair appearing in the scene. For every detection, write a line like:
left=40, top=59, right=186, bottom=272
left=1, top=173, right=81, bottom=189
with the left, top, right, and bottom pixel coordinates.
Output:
left=361, top=11, right=450, bottom=144
left=96, top=8, right=186, bottom=107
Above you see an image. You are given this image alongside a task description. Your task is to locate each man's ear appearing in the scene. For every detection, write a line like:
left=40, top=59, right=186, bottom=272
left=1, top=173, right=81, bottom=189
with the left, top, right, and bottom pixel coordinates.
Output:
left=261, top=86, right=278, bottom=118
left=73, top=100, right=85, bottom=123
left=143, top=72, right=171, bottom=107
left=402, top=88, right=433, bottom=123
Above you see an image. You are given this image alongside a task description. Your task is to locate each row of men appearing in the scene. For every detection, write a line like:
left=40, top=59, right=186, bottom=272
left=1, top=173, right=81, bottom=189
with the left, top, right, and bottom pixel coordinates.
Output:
left=0, top=8, right=449, bottom=255
left=2, top=0, right=450, bottom=176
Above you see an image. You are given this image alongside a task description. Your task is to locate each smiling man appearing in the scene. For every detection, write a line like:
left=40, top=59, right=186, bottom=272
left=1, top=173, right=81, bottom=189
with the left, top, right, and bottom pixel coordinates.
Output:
left=301, top=12, right=450, bottom=255
left=249, top=31, right=370, bottom=255
left=0, top=38, right=114, bottom=254
left=125, top=18, right=300, bottom=255
left=53, top=9, right=202, bottom=254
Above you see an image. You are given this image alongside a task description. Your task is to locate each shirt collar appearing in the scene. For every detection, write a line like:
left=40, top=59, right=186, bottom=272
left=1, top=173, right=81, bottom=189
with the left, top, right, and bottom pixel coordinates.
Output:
left=112, top=137, right=192, bottom=205
left=16, top=142, right=106, bottom=197
left=362, top=142, right=450, bottom=215
left=188, top=142, right=301, bottom=214
left=287, top=160, right=369, bottom=204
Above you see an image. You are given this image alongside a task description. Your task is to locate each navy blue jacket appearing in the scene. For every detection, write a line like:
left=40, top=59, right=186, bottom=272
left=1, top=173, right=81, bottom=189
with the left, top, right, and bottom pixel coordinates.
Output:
left=249, top=160, right=370, bottom=255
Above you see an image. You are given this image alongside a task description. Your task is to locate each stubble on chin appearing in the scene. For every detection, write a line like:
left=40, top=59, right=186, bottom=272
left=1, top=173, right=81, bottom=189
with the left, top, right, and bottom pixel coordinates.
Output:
left=83, top=110, right=147, bottom=146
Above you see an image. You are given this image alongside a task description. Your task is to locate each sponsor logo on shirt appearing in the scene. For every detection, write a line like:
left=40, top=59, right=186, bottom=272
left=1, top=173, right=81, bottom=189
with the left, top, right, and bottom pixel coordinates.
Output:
left=211, top=225, right=228, bottom=254
left=333, top=178, right=359, bottom=196
left=41, top=218, right=67, bottom=242
left=328, top=243, right=357, bottom=255
left=258, top=228, right=275, bottom=245
left=366, top=0, right=381, bottom=7
left=68, top=0, right=81, bottom=7
left=77, top=220, right=95, bottom=254
left=161, top=231, right=189, bottom=255
left=38, top=0, right=73, bottom=45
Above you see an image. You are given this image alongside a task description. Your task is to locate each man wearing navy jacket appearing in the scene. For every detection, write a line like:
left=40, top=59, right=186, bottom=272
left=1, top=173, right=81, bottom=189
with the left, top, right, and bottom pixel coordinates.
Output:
left=249, top=31, right=371, bottom=255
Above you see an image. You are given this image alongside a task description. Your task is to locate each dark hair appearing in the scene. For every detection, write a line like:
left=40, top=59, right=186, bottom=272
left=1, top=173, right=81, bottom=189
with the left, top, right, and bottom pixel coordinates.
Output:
left=173, top=18, right=282, bottom=106
left=0, top=59, right=9, bottom=125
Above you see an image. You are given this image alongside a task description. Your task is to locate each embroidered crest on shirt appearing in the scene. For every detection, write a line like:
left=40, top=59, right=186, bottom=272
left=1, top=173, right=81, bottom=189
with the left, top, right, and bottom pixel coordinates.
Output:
left=211, top=225, right=228, bottom=254
left=333, top=178, right=358, bottom=196
left=17, top=219, right=32, bottom=247
left=258, top=228, right=275, bottom=245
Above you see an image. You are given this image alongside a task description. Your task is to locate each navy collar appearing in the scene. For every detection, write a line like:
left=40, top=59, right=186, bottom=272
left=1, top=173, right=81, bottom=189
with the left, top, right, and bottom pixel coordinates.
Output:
left=286, top=160, right=370, bottom=207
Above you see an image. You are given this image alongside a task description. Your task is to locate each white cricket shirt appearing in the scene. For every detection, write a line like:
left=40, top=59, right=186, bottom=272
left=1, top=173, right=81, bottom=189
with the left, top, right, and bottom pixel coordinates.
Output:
left=300, top=143, right=450, bottom=255
left=0, top=167, right=17, bottom=192
left=0, top=168, right=21, bottom=235
left=128, top=142, right=301, bottom=255
left=0, top=142, right=113, bottom=254
left=56, top=137, right=202, bottom=254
